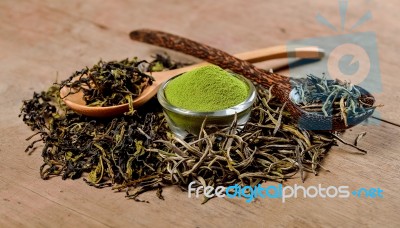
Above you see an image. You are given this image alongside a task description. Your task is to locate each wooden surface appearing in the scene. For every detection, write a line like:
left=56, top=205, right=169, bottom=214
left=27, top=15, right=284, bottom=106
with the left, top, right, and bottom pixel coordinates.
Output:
left=1, top=0, right=399, bottom=227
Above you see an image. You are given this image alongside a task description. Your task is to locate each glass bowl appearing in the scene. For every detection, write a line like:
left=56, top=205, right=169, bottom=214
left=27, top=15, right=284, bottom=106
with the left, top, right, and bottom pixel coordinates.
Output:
left=157, top=73, right=257, bottom=139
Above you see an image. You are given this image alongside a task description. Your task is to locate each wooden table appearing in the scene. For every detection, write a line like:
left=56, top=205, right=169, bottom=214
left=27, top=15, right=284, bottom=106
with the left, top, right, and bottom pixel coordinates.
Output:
left=1, top=0, right=399, bottom=227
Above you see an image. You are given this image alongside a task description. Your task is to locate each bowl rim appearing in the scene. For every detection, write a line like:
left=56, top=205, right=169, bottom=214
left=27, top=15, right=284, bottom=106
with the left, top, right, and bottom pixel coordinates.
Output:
left=157, top=73, right=257, bottom=117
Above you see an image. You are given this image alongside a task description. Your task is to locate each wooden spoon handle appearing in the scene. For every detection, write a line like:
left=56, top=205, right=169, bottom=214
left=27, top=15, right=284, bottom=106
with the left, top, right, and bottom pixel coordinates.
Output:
left=153, top=45, right=323, bottom=82
left=129, top=29, right=292, bottom=92
left=237, top=45, right=324, bottom=63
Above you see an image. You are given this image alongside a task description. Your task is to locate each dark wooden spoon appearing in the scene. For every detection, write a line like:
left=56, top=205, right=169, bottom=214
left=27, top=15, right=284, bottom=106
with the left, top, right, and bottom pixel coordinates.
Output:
left=129, top=29, right=375, bottom=131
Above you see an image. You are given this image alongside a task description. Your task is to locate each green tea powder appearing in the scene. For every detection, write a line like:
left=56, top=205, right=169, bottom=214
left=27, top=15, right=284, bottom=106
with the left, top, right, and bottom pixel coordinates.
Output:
left=165, top=65, right=249, bottom=112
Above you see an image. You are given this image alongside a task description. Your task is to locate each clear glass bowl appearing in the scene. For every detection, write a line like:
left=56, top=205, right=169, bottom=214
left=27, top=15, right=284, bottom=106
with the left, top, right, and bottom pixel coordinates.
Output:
left=157, top=73, right=257, bottom=139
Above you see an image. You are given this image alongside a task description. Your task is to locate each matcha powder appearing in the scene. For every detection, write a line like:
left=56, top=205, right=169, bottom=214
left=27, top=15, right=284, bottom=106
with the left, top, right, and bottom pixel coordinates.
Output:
left=165, top=65, right=249, bottom=112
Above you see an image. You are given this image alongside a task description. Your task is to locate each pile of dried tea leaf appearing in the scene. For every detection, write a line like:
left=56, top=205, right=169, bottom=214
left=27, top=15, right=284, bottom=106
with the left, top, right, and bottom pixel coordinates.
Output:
left=20, top=55, right=364, bottom=203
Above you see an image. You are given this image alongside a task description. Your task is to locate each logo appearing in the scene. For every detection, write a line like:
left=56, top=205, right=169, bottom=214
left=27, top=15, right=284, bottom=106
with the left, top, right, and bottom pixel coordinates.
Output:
left=286, top=0, right=381, bottom=130
left=188, top=182, right=384, bottom=203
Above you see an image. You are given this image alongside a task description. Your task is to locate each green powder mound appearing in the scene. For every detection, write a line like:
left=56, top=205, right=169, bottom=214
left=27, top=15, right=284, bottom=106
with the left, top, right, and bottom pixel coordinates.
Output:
left=165, top=65, right=249, bottom=112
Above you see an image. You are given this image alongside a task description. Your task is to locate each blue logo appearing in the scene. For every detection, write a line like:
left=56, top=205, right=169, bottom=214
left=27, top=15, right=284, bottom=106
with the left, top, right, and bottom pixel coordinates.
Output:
left=286, top=0, right=381, bottom=130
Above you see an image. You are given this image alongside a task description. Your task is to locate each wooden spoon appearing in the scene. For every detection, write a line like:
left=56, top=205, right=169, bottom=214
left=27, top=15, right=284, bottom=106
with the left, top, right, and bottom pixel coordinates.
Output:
left=60, top=45, right=324, bottom=118
left=129, top=29, right=376, bottom=131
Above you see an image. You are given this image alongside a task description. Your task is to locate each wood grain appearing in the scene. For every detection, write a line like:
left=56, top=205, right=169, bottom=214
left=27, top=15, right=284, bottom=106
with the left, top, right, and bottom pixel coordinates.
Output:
left=1, top=0, right=399, bottom=227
